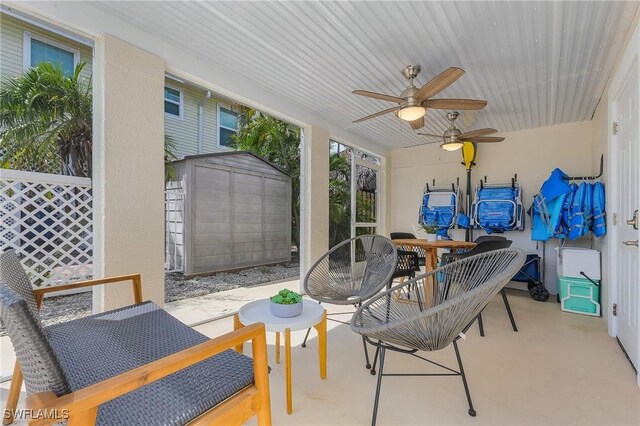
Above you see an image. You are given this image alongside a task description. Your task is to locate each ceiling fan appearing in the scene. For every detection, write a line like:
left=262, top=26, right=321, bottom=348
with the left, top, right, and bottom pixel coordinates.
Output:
left=352, top=65, right=487, bottom=130
left=416, top=111, right=505, bottom=151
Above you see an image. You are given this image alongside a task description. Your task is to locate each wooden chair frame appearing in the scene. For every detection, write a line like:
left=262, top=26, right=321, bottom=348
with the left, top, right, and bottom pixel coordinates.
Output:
left=3, top=274, right=271, bottom=426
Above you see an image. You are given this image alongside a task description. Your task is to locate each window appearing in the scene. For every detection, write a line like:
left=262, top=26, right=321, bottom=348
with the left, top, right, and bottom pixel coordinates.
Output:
left=164, top=86, right=183, bottom=119
left=218, top=105, right=239, bottom=147
left=23, top=32, right=79, bottom=77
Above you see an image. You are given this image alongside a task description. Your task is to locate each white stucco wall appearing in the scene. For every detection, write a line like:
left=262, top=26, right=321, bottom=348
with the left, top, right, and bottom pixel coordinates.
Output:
left=300, top=126, right=330, bottom=283
left=390, top=121, right=596, bottom=294
left=93, top=35, right=166, bottom=311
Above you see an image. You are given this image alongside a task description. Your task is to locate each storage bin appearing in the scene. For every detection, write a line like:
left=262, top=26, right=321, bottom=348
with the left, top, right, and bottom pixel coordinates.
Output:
left=556, top=248, right=601, bottom=280
left=558, top=276, right=601, bottom=316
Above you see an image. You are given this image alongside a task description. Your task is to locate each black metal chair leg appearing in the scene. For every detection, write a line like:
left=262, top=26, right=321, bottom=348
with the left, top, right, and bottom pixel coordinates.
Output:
left=453, top=340, right=476, bottom=417
left=370, top=341, right=381, bottom=375
left=371, top=347, right=386, bottom=426
left=477, top=312, right=485, bottom=337
left=501, top=288, right=518, bottom=332
left=363, top=336, right=372, bottom=369
left=301, top=327, right=312, bottom=348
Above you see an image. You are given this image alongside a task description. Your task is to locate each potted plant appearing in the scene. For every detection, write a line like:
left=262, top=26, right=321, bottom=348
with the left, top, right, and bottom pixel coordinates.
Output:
left=421, top=223, right=438, bottom=242
left=270, top=288, right=303, bottom=318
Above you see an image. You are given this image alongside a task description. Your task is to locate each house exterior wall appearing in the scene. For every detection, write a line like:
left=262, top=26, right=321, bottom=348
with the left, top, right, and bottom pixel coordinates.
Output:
left=0, top=12, right=233, bottom=161
left=164, top=80, right=234, bottom=159
left=0, top=12, right=92, bottom=81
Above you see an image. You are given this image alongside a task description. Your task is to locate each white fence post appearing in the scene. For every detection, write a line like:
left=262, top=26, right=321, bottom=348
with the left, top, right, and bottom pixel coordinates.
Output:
left=0, top=169, right=93, bottom=287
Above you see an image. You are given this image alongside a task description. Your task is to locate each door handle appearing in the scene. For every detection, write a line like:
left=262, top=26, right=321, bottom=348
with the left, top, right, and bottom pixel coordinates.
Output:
left=627, top=209, right=639, bottom=230
left=622, top=240, right=639, bottom=247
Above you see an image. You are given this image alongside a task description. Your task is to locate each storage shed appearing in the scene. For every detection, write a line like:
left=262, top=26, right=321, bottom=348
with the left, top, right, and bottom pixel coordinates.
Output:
left=165, top=151, right=291, bottom=276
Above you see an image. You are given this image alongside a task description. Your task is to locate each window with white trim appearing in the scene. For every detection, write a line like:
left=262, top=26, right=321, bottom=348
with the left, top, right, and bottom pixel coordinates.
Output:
left=23, top=32, right=79, bottom=77
left=164, top=86, right=183, bottom=119
left=218, top=105, right=239, bottom=147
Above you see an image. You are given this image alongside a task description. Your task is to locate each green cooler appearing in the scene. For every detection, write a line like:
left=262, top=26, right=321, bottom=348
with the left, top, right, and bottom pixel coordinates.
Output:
left=558, top=276, right=601, bottom=316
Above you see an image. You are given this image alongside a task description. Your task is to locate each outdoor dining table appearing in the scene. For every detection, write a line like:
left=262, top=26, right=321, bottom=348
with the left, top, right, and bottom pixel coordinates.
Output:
left=392, top=239, right=477, bottom=271
left=391, top=239, right=477, bottom=307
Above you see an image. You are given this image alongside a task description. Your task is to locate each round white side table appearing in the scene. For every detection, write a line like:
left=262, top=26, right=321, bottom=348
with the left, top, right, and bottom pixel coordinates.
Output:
left=234, top=299, right=327, bottom=414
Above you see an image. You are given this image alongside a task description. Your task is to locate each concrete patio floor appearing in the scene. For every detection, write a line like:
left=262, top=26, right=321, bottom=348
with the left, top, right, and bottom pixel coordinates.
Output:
left=2, top=283, right=639, bottom=425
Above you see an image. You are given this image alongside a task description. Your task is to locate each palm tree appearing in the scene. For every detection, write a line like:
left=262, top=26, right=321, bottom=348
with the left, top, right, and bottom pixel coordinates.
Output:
left=1, top=62, right=178, bottom=182
left=0, top=62, right=92, bottom=177
left=231, top=107, right=301, bottom=248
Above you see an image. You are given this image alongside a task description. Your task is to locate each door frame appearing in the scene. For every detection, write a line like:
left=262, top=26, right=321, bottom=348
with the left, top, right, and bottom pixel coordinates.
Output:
left=607, top=20, right=640, bottom=384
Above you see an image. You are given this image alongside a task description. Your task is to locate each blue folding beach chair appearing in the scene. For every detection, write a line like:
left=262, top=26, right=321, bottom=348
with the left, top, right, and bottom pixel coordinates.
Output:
left=471, top=182, right=524, bottom=233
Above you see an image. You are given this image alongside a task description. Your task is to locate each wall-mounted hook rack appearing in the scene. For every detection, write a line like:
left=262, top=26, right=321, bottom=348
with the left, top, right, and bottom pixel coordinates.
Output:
left=563, top=154, right=604, bottom=181
left=425, top=179, right=459, bottom=193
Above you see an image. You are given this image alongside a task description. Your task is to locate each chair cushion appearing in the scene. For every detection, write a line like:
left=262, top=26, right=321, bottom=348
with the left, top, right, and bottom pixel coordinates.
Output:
left=46, top=302, right=254, bottom=426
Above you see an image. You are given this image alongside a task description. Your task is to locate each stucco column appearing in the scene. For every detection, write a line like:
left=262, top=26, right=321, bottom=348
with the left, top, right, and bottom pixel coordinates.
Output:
left=92, top=35, right=166, bottom=311
left=300, top=126, right=330, bottom=285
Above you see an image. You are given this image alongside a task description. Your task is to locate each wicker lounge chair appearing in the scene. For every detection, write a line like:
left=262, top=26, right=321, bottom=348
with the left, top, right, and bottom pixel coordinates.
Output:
left=351, top=249, right=525, bottom=425
left=0, top=249, right=271, bottom=426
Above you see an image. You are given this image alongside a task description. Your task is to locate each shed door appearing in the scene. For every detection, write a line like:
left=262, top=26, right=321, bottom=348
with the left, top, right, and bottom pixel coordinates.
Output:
left=232, top=171, right=264, bottom=265
left=192, top=164, right=232, bottom=272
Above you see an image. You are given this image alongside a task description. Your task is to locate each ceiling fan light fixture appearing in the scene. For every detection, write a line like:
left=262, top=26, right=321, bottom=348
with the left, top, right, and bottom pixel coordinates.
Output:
left=397, top=105, right=426, bottom=121
left=441, top=140, right=464, bottom=151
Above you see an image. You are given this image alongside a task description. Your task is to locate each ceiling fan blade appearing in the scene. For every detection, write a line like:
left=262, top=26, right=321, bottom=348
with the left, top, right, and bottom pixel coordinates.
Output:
left=408, top=116, right=424, bottom=130
left=403, top=140, right=441, bottom=149
left=415, top=67, right=465, bottom=101
left=417, top=133, right=443, bottom=139
left=422, top=98, right=487, bottom=111
left=458, top=128, right=498, bottom=139
left=467, top=136, right=505, bottom=143
left=353, top=106, right=402, bottom=123
left=352, top=90, right=403, bottom=103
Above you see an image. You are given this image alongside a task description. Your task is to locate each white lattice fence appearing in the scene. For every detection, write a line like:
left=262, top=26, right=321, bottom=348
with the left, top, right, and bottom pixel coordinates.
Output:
left=0, top=169, right=93, bottom=287
left=165, top=185, right=184, bottom=272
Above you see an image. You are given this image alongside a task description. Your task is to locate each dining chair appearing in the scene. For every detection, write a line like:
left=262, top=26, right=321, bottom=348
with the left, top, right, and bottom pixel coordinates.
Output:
left=442, top=239, right=518, bottom=336
left=390, top=232, right=426, bottom=267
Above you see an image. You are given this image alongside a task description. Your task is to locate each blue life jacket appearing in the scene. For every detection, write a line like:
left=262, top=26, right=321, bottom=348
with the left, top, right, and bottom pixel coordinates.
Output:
left=568, top=182, right=589, bottom=240
left=560, top=183, right=578, bottom=237
left=530, top=168, right=573, bottom=241
left=529, top=199, right=548, bottom=241
left=592, top=182, right=606, bottom=237
left=582, top=182, right=594, bottom=238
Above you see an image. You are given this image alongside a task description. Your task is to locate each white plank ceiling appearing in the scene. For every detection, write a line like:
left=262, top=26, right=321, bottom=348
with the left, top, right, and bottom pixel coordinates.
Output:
left=93, top=1, right=638, bottom=150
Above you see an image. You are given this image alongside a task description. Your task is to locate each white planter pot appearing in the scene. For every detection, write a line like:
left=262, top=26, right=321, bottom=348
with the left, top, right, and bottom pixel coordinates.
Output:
left=426, top=233, right=437, bottom=242
left=270, top=301, right=303, bottom=318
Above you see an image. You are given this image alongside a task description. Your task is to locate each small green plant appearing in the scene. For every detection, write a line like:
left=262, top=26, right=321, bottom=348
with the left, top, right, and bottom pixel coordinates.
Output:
left=421, top=223, right=438, bottom=234
left=270, top=288, right=302, bottom=305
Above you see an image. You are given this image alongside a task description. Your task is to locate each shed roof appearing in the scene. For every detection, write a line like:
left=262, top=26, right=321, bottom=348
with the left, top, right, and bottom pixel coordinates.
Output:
left=172, top=151, right=289, bottom=176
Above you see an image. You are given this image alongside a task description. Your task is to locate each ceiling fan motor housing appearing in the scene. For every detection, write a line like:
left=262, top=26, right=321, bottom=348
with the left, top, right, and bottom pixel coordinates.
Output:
left=444, top=127, right=462, bottom=143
